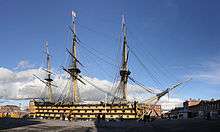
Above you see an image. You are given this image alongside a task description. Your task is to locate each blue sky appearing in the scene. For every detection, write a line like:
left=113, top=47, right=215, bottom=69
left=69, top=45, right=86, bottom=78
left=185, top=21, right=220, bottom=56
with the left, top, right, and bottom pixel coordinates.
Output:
left=0, top=0, right=220, bottom=103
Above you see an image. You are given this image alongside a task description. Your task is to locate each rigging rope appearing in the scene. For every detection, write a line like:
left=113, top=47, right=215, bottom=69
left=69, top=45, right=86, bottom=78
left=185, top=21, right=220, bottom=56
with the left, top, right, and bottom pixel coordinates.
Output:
left=128, top=45, right=163, bottom=88
left=127, top=29, right=179, bottom=83
left=79, top=76, right=119, bottom=99
left=79, top=49, right=114, bottom=80
left=59, top=18, right=185, bottom=103
left=77, top=40, right=119, bottom=68
left=76, top=19, right=165, bottom=100
left=128, top=76, right=157, bottom=94
left=110, top=27, right=123, bottom=100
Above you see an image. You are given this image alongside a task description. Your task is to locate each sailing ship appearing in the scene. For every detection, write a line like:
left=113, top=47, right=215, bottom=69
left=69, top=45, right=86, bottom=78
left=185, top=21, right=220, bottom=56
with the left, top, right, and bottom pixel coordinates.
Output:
left=29, top=11, right=188, bottom=120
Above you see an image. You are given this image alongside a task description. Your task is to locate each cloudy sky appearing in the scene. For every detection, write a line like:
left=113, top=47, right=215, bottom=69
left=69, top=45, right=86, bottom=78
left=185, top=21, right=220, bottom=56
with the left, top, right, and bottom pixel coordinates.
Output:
left=0, top=0, right=220, bottom=110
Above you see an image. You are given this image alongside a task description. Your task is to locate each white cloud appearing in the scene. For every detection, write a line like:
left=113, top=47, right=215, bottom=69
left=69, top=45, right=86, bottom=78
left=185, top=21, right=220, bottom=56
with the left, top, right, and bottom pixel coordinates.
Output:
left=0, top=67, right=44, bottom=99
left=0, top=68, right=14, bottom=82
left=190, top=59, right=220, bottom=84
left=158, top=96, right=183, bottom=112
left=0, top=66, right=182, bottom=111
left=15, top=60, right=34, bottom=70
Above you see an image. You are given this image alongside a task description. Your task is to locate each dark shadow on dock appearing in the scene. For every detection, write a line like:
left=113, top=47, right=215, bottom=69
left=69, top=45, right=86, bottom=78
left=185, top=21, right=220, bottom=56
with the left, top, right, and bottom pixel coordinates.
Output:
left=94, top=119, right=149, bottom=132
left=94, top=119, right=220, bottom=132
left=0, top=118, right=44, bottom=130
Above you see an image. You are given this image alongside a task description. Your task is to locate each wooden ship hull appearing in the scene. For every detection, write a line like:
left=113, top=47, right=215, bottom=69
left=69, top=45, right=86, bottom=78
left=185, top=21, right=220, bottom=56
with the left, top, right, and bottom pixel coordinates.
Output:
left=29, top=101, right=161, bottom=120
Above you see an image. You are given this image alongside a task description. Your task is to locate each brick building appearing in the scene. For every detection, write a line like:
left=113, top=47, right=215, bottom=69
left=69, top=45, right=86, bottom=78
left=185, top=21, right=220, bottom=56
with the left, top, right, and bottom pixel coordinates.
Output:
left=0, top=105, right=22, bottom=118
left=187, top=99, right=220, bottom=119
left=169, top=99, right=220, bottom=119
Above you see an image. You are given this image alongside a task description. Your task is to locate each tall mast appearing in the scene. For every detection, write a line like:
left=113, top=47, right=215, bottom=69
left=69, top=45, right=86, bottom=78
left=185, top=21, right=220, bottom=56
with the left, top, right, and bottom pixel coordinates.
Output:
left=117, top=15, right=130, bottom=101
left=44, top=41, right=53, bottom=102
left=68, top=11, right=80, bottom=103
